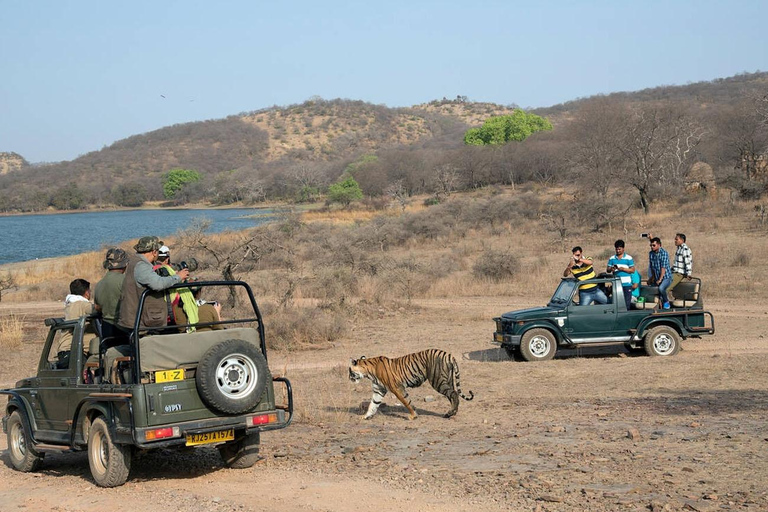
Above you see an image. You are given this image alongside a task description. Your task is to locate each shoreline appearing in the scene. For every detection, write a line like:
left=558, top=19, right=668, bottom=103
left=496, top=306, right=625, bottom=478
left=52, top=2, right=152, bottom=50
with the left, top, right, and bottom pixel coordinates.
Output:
left=0, top=201, right=288, bottom=218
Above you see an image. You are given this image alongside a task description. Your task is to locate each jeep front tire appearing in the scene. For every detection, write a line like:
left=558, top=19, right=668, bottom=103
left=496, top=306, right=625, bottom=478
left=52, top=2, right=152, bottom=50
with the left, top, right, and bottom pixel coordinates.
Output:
left=520, top=328, right=557, bottom=362
left=7, top=411, right=43, bottom=472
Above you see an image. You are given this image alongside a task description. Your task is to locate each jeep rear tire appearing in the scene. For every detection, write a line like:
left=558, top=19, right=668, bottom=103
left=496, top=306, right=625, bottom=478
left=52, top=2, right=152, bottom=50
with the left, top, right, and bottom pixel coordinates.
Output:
left=218, top=432, right=261, bottom=469
left=520, top=328, right=556, bottom=362
left=196, top=339, right=270, bottom=415
left=644, top=326, right=681, bottom=357
left=7, top=411, right=43, bottom=472
left=88, top=416, right=131, bottom=487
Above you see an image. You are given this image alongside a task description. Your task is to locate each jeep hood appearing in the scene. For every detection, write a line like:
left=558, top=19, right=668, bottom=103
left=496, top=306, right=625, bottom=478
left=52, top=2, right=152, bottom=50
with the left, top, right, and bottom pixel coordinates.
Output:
left=500, top=306, right=562, bottom=321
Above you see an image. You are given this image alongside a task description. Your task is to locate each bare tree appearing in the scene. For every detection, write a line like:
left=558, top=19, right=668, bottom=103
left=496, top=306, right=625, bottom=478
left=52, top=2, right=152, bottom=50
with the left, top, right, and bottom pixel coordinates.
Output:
left=385, top=180, right=408, bottom=211
left=616, top=104, right=703, bottom=213
left=433, top=163, right=460, bottom=197
left=0, top=272, right=17, bottom=302
left=288, top=162, right=325, bottom=202
left=567, top=98, right=626, bottom=199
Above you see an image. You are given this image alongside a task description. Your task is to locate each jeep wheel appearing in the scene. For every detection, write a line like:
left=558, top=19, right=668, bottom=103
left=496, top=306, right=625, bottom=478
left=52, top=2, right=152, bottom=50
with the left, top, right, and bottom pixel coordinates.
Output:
left=88, top=416, right=131, bottom=487
left=218, top=432, right=261, bottom=469
left=7, top=411, right=43, bottom=472
left=197, top=339, right=270, bottom=415
left=644, top=326, right=681, bottom=357
left=520, top=328, right=556, bottom=362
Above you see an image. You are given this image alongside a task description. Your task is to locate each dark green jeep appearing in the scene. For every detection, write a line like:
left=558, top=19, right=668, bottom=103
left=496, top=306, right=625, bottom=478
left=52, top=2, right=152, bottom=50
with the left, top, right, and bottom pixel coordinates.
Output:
left=2, top=281, right=292, bottom=487
left=493, top=275, right=715, bottom=361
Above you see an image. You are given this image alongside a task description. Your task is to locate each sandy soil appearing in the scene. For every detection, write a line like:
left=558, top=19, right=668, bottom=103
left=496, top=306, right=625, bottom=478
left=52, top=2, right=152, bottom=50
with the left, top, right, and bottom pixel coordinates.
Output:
left=1, top=297, right=767, bottom=512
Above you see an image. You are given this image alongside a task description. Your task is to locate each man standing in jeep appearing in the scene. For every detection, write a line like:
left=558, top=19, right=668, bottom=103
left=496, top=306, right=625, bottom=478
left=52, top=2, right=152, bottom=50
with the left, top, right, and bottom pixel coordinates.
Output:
left=118, top=236, right=189, bottom=331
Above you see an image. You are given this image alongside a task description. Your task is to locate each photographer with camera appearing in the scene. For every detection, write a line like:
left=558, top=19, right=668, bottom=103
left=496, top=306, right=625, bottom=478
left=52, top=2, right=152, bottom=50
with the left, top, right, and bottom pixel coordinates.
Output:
left=152, top=244, right=201, bottom=331
left=117, top=236, right=189, bottom=332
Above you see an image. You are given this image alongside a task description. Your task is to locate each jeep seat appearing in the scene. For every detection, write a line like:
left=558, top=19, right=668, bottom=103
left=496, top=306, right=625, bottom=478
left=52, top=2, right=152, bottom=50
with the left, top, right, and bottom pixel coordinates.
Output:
left=139, top=327, right=260, bottom=373
left=671, top=280, right=700, bottom=307
left=634, top=285, right=659, bottom=309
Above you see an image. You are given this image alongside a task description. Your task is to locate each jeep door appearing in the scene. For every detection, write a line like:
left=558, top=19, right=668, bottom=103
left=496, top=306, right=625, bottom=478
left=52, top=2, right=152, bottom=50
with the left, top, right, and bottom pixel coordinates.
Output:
left=564, top=283, right=618, bottom=341
left=33, top=324, right=80, bottom=441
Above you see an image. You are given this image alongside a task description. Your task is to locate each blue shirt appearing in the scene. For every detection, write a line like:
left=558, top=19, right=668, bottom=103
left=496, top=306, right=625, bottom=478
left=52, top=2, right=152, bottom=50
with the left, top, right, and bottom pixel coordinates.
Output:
left=631, top=270, right=641, bottom=297
left=649, top=247, right=672, bottom=282
left=608, top=253, right=634, bottom=287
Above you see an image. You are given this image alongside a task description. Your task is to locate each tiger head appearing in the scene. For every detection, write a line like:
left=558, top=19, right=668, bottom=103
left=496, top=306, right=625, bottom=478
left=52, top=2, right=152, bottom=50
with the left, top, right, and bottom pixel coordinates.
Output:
left=348, top=356, right=369, bottom=383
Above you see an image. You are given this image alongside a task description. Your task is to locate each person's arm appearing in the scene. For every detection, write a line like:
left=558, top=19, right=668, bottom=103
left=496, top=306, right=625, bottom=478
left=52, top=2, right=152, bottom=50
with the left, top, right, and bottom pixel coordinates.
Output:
left=134, top=260, right=187, bottom=291
left=684, top=246, right=693, bottom=277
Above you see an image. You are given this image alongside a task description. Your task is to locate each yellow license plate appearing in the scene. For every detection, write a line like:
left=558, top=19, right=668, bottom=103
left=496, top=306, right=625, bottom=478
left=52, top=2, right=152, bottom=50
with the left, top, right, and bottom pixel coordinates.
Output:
left=185, top=429, right=235, bottom=446
left=156, top=369, right=185, bottom=383
left=494, top=333, right=504, bottom=342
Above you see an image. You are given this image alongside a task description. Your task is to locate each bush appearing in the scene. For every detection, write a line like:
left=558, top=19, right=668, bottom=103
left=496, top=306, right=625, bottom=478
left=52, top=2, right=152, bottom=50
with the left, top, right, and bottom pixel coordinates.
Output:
left=472, top=249, right=520, bottom=281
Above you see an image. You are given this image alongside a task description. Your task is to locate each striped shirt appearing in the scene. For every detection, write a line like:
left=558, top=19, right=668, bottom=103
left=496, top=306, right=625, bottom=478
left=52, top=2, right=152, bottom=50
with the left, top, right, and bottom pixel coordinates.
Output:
left=672, top=243, right=693, bottom=276
left=649, top=247, right=672, bottom=282
left=607, top=253, right=634, bottom=287
left=571, top=258, right=597, bottom=290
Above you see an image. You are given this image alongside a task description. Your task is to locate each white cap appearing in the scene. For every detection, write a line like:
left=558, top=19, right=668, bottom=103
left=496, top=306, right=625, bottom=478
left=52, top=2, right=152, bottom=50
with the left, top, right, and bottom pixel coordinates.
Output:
left=158, top=245, right=170, bottom=257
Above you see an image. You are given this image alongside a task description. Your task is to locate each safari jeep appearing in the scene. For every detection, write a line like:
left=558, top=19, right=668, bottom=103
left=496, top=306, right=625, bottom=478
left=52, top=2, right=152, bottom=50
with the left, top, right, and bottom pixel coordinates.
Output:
left=492, top=275, right=715, bottom=361
left=2, top=281, right=292, bottom=487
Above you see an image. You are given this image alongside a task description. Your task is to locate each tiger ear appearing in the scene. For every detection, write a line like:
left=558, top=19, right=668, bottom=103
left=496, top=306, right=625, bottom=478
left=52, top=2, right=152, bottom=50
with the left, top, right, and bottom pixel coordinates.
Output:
left=350, top=358, right=357, bottom=365
left=360, top=355, right=366, bottom=360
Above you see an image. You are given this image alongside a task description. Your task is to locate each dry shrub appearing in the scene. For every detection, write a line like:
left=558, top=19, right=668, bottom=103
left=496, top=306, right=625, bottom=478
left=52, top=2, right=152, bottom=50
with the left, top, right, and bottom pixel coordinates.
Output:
left=731, top=252, right=750, bottom=267
left=0, top=314, right=25, bottom=349
left=263, top=303, right=349, bottom=350
left=472, top=249, right=520, bottom=282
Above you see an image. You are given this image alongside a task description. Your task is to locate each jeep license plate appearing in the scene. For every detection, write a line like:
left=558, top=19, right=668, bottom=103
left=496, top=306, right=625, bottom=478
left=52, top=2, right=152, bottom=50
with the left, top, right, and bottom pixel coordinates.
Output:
left=156, top=369, right=185, bottom=383
left=185, top=429, right=235, bottom=446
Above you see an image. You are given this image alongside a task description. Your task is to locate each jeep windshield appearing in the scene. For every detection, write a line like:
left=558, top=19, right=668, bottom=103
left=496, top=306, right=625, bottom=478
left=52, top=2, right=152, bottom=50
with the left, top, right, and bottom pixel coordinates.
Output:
left=547, top=279, right=578, bottom=307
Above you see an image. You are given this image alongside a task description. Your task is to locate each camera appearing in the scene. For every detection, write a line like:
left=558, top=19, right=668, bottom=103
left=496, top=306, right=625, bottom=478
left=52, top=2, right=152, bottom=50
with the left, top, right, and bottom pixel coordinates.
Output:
left=172, top=257, right=198, bottom=272
left=641, top=233, right=649, bottom=238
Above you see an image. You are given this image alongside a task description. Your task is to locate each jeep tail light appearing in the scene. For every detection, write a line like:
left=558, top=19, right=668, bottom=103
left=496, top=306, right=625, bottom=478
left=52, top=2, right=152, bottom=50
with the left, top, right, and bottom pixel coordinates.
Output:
left=247, top=413, right=277, bottom=427
left=145, top=426, right=180, bottom=441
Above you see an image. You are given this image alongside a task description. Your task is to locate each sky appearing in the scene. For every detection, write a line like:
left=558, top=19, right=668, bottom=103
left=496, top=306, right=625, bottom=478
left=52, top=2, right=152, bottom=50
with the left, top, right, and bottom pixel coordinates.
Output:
left=1, top=0, right=767, bottom=163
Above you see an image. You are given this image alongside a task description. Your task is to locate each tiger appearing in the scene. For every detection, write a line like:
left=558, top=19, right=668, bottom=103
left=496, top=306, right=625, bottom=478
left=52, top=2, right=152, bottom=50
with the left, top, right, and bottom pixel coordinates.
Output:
left=348, top=348, right=474, bottom=420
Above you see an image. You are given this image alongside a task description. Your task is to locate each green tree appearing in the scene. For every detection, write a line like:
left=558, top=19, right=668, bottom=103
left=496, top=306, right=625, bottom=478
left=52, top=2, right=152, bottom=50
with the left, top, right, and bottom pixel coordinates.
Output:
left=163, top=169, right=202, bottom=199
left=327, top=174, right=363, bottom=206
left=464, top=110, right=553, bottom=146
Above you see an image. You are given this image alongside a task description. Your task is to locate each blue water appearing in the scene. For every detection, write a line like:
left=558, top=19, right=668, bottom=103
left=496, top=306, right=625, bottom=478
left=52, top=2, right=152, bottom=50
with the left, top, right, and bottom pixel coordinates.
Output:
left=0, top=208, right=275, bottom=265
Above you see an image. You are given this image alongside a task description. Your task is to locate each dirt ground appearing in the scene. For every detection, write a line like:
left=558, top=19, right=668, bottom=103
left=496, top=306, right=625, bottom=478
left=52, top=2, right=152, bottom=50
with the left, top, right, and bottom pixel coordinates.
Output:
left=1, top=296, right=767, bottom=512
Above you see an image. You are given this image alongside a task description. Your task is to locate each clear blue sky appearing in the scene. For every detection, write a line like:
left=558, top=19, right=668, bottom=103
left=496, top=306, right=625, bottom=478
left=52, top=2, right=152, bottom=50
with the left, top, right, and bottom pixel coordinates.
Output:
left=1, top=0, right=766, bottom=163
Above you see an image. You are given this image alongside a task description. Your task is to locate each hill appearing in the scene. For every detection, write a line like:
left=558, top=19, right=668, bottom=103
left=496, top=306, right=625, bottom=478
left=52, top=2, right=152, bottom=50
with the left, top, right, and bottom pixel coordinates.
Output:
left=0, top=71, right=766, bottom=212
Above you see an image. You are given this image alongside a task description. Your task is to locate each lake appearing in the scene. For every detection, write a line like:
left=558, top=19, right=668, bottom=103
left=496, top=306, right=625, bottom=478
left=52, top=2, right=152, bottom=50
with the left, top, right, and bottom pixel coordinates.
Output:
left=0, top=208, right=276, bottom=265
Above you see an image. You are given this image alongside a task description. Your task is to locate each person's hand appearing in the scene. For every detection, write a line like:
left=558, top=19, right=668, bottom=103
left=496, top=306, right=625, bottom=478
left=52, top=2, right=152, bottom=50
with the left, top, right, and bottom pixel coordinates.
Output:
left=213, top=302, right=222, bottom=318
left=177, top=269, right=190, bottom=281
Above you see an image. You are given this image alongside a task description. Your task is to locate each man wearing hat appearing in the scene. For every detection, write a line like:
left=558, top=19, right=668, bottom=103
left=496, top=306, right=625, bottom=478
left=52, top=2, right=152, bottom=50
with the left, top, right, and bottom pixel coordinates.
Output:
left=93, top=247, right=128, bottom=340
left=117, top=236, right=189, bottom=332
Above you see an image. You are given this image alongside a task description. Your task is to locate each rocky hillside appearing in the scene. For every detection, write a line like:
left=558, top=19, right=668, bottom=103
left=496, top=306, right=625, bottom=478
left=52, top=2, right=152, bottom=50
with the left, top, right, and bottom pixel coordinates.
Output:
left=0, top=152, right=27, bottom=175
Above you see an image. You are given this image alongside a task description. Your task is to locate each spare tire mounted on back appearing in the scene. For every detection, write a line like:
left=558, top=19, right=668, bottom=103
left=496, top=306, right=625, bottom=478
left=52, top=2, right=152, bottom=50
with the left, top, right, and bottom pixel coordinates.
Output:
left=196, top=339, right=270, bottom=414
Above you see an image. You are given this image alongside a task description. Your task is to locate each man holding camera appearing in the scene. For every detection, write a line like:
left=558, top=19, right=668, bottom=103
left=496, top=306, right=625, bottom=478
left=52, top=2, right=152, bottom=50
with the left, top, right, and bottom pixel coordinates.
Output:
left=564, top=246, right=608, bottom=306
left=117, top=236, right=190, bottom=332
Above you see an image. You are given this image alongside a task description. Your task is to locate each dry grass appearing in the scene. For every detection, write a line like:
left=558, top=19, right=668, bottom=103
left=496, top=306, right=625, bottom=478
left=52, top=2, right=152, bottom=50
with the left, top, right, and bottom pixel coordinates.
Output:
left=289, top=365, right=360, bottom=424
left=0, top=314, right=25, bottom=350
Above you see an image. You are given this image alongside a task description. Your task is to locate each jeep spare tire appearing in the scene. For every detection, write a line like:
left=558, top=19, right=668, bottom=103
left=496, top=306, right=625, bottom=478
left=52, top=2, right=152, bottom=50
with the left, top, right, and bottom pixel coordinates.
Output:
left=196, top=339, right=270, bottom=414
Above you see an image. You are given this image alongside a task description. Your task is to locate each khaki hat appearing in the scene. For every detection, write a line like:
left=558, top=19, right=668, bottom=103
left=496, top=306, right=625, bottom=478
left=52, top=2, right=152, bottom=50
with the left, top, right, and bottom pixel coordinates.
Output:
left=134, top=236, right=160, bottom=253
left=103, top=248, right=128, bottom=270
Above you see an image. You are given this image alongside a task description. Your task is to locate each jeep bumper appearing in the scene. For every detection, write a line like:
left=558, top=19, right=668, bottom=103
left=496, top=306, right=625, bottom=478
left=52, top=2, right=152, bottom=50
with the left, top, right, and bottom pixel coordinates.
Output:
left=492, top=333, right=522, bottom=346
left=131, top=376, right=293, bottom=449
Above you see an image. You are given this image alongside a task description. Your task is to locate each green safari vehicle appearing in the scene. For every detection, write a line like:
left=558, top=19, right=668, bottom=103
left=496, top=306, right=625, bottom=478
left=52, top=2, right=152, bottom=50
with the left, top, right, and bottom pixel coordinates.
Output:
left=2, top=281, right=292, bottom=487
left=493, top=275, right=715, bottom=361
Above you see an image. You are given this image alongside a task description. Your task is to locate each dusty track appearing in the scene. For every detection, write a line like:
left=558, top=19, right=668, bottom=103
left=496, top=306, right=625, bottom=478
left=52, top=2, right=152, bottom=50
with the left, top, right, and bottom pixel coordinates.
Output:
left=1, top=297, right=767, bottom=511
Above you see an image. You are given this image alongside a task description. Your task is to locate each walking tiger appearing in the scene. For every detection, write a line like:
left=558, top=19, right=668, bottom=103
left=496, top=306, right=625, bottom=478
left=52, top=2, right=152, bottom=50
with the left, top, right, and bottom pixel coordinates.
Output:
left=348, top=348, right=474, bottom=420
